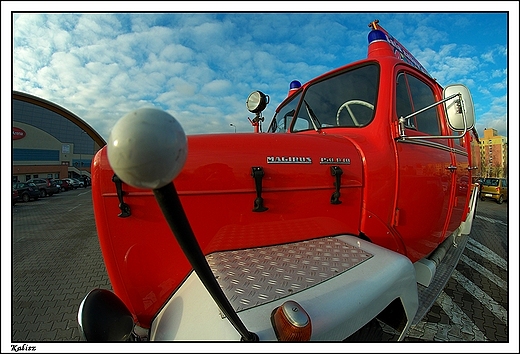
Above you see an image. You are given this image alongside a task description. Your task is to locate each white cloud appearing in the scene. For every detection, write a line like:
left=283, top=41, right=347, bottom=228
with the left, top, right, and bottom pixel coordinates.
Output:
left=475, top=94, right=508, bottom=137
left=491, top=69, right=506, bottom=78
left=10, top=12, right=509, bottom=141
left=159, top=43, right=194, bottom=62
left=491, top=81, right=507, bottom=91
left=201, top=79, right=232, bottom=95
left=481, top=50, right=495, bottom=63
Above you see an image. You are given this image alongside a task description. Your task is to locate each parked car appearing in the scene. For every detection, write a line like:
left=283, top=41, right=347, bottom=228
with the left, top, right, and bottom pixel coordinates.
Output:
left=64, top=178, right=80, bottom=189
left=78, top=176, right=91, bottom=187
left=56, top=179, right=72, bottom=191
left=12, top=188, right=19, bottom=205
left=73, top=178, right=84, bottom=188
left=12, top=182, right=40, bottom=202
left=480, top=178, right=508, bottom=204
left=26, top=178, right=59, bottom=197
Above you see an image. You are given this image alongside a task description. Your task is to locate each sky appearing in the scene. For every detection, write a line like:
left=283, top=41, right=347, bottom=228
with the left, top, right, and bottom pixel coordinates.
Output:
left=3, top=2, right=519, bottom=353
left=4, top=4, right=517, bottom=143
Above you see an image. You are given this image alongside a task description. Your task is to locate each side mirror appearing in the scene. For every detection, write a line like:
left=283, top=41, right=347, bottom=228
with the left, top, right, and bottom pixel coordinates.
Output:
left=443, top=84, right=475, bottom=131
left=78, top=289, right=134, bottom=341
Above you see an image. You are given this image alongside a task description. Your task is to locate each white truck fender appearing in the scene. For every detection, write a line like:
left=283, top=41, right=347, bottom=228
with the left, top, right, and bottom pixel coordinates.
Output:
left=150, top=235, right=418, bottom=341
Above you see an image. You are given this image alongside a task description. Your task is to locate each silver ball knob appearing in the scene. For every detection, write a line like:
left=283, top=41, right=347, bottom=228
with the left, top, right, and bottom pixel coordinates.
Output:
left=107, top=108, right=187, bottom=189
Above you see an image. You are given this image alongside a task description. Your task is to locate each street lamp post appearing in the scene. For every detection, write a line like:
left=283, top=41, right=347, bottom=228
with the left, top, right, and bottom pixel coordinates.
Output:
left=230, top=123, right=236, bottom=133
left=79, top=130, right=87, bottom=177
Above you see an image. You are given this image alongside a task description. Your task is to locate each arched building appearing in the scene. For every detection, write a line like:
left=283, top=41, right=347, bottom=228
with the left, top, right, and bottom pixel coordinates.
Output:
left=12, top=91, right=106, bottom=183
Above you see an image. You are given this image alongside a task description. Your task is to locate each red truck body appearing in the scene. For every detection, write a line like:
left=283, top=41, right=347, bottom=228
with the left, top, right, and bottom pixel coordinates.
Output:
left=82, top=21, right=479, bottom=341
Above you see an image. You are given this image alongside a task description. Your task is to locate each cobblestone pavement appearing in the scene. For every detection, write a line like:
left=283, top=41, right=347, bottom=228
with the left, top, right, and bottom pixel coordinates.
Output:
left=7, top=188, right=515, bottom=351
left=381, top=198, right=512, bottom=348
left=10, top=188, right=111, bottom=345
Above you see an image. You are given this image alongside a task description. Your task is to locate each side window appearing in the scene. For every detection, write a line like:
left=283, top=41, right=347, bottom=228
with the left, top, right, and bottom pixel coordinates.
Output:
left=396, top=72, right=441, bottom=135
left=396, top=73, right=415, bottom=129
left=450, top=128, right=465, bottom=147
left=269, top=92, right=301, bottom=133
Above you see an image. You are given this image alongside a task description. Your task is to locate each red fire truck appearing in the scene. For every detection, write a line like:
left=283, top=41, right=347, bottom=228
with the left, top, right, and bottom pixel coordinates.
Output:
left=78, top=20, right=480, bottom=341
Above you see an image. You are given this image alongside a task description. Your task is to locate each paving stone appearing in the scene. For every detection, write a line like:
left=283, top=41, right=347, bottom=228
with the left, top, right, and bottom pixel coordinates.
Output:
left=51, top=320, right=68, bottom=331
left=38, top=321, right=53, bottom=331
left=39, top=329, right=58, bottom=341
left=434, top=325, right=450, bottom=341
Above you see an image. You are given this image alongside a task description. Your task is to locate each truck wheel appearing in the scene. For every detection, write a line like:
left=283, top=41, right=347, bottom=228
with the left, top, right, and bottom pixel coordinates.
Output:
left=343, top=318, right=383, bottom=342
left=497, top=195, right=503, bottom=204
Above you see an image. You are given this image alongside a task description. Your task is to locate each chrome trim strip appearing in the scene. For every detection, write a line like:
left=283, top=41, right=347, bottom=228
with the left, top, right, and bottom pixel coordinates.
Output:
left=452, top=148, right=468, bottom=157
left=396, top=138, right=452, bottom=153
left=397, top=138, right=469, bottom=157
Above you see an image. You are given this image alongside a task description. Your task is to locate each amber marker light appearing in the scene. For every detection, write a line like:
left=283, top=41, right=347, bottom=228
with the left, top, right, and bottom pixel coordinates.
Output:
left=271, top=300, right=312, bottom=341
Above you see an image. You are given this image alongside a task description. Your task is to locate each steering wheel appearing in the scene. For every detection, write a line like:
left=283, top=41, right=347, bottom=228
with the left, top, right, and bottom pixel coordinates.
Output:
left=336, top=100, right=374, bottom=126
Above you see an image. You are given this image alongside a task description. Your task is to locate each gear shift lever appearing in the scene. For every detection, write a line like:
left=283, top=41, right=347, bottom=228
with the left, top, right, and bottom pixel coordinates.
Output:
left=107, top=108, right=258, bottom=342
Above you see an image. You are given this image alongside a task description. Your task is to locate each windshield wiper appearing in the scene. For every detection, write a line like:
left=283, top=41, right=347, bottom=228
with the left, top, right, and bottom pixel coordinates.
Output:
left=304, top=100, right=321, bottom=132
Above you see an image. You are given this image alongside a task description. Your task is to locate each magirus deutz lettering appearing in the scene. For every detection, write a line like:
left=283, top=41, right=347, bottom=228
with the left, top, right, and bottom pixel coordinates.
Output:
left=267, top=156, right=312, bottom=164
left=320, top=157, right=351, bottom=165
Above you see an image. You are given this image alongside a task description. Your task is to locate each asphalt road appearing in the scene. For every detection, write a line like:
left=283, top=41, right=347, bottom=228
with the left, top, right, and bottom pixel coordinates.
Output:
left=8, top=187, right=512, bottom=350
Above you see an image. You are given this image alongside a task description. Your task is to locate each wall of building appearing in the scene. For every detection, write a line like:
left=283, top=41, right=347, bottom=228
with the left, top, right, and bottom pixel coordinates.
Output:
left=12, top=91, right=106, bottom=183
left=479, top=128, right=508, bottom=178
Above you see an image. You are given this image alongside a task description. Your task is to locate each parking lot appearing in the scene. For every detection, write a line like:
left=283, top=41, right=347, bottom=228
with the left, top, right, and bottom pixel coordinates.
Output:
left=10, top=187, right=111, bottom=344
left=8, top=187, right=512, bottom=349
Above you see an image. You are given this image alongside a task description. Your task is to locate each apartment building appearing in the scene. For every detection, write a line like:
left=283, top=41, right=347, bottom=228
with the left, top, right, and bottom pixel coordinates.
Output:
left=479, top=128, right=508, bottom=178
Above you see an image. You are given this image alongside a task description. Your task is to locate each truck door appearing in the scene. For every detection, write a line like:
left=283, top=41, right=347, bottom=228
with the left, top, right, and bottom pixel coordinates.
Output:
left=393, top=70, right=455, bottom=261
left=446, top=131, right=471, bottom=235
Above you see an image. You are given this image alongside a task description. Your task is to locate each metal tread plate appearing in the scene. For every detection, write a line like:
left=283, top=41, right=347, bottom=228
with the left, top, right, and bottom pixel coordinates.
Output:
left=206, top=236, right=373, bottom=313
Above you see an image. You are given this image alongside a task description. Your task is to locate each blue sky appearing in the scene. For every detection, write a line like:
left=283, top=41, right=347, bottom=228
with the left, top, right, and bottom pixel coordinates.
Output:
left=5, top=4, right=517, bottom=143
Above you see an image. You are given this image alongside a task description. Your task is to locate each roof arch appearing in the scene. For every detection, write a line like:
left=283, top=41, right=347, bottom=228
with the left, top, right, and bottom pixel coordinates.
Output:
left=12, top=90, right=106, bottom=148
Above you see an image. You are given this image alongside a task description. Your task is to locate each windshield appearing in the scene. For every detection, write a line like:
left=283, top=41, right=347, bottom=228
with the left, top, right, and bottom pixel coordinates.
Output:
left=268, top=91, right=301, bottom=133
left=268, top=64, right=379, bottom=133
left=483, top=178, right=499, bottom=187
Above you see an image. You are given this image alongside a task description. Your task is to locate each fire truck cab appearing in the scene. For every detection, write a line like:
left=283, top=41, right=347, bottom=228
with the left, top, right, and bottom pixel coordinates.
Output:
left=78, top=20, right=479, bottom=342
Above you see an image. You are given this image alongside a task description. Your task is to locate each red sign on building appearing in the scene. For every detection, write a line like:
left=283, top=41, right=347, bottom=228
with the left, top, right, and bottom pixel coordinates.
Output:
left=13, top=127, right=26, bottom=140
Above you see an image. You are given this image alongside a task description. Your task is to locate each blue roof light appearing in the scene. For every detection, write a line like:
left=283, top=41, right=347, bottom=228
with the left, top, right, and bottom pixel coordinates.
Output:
left=368, top=29, right=387, bottom=44
left=290, top=80, right=301, bottom=90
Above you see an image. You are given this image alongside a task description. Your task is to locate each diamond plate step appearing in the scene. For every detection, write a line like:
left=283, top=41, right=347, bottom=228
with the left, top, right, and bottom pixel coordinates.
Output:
left=206, top=236, right=373, bottom=312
